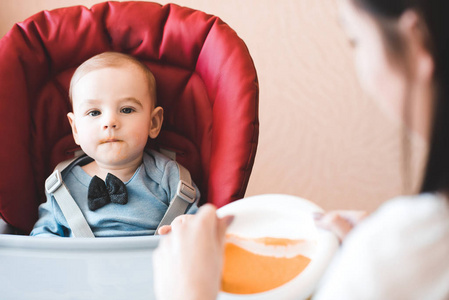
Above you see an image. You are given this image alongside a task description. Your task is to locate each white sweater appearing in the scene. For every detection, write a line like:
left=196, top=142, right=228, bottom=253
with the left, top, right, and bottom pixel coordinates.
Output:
left=313, top=193, right=449, bottom=300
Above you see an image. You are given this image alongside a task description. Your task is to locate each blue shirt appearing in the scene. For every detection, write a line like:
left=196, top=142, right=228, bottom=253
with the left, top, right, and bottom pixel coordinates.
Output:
left=30, top=150, right=199, bottom=237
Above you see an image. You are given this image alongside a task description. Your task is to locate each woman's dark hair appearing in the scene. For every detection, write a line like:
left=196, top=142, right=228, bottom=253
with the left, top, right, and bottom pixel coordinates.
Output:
left=352, top=0, right=449, bottom=195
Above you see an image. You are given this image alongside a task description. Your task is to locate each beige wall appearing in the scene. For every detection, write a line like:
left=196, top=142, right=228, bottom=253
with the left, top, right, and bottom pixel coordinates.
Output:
left=0, top=0, right=426, bottom=212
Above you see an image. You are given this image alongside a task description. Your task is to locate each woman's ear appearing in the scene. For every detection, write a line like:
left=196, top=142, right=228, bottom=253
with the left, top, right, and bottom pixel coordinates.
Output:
left=67, top=112, right=81, bottom=145
left=149, top=106, right=164, bottom=139
left=398, top=10, right=434, bottom=82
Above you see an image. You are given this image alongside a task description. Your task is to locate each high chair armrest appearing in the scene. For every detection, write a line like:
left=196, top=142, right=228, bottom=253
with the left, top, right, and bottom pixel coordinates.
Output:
left=0, top=218, right=15, bottom=234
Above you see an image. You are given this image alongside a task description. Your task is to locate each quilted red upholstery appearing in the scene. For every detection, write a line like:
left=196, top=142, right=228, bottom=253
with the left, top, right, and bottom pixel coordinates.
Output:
left=0, top=1, right=259, bottom=233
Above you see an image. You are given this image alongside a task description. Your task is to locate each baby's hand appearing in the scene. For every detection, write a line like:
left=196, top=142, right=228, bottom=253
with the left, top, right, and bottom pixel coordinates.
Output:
left=314, top=210, right=367, bottom=243
left=157, top=214, right=196, bottom=235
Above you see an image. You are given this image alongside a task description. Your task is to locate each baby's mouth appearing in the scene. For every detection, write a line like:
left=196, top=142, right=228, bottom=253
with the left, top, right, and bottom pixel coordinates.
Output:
left=100, top=138, right=122, bottom=144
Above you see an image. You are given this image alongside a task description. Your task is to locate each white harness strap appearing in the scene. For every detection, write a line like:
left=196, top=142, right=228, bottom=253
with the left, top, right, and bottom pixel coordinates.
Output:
left=155, top=163, right=196, bottom=235
left=45, top=156, right=95, bottom=238
left=45, top=151, right=196, bottom=238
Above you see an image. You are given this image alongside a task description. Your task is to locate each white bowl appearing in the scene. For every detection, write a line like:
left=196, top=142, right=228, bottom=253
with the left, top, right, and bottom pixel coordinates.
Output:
left=216, top=194, right=338, bottom=300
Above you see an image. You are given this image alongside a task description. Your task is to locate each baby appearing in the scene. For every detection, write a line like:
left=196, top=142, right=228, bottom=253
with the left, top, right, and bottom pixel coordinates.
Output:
left=31, top=52, right=199, bottom=237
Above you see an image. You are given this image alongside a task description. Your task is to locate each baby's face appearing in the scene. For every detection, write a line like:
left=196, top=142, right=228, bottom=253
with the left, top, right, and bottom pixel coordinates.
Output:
left=68, top=65, right=161, bottom=168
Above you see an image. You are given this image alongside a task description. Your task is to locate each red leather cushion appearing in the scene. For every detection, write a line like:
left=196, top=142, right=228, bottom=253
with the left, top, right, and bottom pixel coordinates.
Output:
left=0, top=1, right=259, bottom=233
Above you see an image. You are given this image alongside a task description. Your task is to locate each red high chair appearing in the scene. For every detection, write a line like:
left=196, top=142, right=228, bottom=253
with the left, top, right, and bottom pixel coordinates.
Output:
left=0, top=1, right=259, bottom=234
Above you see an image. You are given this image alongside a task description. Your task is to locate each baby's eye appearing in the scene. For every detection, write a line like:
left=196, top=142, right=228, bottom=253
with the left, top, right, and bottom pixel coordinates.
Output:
left=88, top=110, right=101, bottom=117
left=121, top=107, right=135, bottom=114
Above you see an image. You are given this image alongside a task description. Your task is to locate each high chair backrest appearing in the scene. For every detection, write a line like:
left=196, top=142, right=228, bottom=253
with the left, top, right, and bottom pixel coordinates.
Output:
left=0, top=1, right=259, bottom=233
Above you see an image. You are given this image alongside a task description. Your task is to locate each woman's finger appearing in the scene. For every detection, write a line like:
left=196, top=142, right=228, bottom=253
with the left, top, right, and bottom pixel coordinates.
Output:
left=157, top=225, right=172, bottom=235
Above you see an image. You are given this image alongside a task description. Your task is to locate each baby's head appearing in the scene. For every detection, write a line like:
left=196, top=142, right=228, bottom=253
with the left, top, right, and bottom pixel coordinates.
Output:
left=69, top=52, right=158, bottom=105
left=67, top=52, right=163, bottom=167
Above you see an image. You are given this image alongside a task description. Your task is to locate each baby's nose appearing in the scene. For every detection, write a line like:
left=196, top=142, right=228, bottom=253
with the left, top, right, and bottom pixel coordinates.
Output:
left=103, top=114, right=119, bottom=129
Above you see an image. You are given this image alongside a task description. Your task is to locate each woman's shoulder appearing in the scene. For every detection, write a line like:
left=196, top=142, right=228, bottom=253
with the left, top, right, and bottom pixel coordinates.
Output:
left=314, top=193, right=449, bottom=300
left=375, top=192, right=448, bottom=219
left=349, top=192, right=449, bottom=256
left=317, top=194, right=449, bottom=300
left=362, top=193, right=449, bottom=238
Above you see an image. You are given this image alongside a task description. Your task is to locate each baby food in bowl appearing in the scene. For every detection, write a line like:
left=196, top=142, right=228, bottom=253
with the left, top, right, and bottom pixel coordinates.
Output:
left=222, top=234, right=314, bottom=294
left=216, top=194, right=338, bottom=300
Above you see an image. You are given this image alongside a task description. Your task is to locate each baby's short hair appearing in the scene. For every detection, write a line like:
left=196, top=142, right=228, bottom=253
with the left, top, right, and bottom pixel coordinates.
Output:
left=69, top=52, right=157, bottom=105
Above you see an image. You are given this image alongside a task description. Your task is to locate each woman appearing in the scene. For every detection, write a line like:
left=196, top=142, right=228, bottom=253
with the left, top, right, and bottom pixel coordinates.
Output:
left=153, top=0, right=449, bottom=299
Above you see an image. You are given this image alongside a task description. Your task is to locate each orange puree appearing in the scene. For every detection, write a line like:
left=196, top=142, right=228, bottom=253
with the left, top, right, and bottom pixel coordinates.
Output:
left=253, top=236, right=305, bottom=246
left=221, top=237, right=311, bottom=294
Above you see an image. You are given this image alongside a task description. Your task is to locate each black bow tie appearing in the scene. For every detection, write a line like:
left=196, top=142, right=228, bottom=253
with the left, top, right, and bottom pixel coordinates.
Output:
left=87, top=173, right=128, bottom=211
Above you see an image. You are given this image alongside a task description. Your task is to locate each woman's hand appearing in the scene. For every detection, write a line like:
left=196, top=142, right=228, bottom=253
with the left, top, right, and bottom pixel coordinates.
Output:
left=153, top=204, right=234, bottom=300
left=314, top=210, right=367, bottom=242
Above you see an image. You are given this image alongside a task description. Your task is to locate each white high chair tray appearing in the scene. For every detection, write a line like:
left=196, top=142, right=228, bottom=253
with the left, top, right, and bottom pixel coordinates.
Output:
left=216, top=194, right=339, bottom=300
left=0, top=194, right=337, bottom=300
left=0, top=234, right=160, bottom=299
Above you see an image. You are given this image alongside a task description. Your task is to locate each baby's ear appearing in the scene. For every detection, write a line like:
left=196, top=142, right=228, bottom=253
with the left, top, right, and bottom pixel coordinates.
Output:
left=67, top=112, right=80, bottom=145
left=149, top=106, right=164, bottom=139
